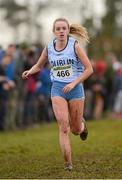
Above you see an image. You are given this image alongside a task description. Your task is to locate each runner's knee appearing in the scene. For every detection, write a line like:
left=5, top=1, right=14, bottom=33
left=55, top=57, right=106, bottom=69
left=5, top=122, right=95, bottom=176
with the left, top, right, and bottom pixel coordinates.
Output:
left=71, top=127, right=81, bottom=135
left=59, top=121, right=70, bottom=134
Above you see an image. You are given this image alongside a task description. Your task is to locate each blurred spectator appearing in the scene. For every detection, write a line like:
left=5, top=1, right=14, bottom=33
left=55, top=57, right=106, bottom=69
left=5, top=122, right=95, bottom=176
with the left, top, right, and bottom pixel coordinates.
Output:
left=0, top=61, right=15, bottom=131
left=90, top=60, right=107, bottom=119
left=112, top=64, right=122, bottom=119
left=1, top=49, right=16, bottom=130
left=0, top=64, right=8, bottom=130
left=36, top=62, right=54, bottom=123
left=95, top=60, right=107, bottom=76
left=13, top=44, right=28, bottom=128
left=22, top=49, right=38, bottom=128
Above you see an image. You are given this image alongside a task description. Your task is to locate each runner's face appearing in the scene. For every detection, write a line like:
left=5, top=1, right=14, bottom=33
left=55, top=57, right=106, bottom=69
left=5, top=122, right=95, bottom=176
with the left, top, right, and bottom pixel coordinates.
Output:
left=53, top=21, right=69, bottom=41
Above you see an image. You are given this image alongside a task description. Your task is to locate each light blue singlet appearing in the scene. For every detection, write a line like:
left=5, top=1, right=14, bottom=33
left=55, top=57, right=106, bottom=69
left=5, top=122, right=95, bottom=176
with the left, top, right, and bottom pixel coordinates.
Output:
left=47, top=36, right=85, bottom=83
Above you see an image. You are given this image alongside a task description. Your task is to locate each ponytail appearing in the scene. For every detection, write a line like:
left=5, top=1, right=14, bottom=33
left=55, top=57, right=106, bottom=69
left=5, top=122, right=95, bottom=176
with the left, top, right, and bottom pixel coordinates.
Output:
left=69, top=24, right=89, bottom=43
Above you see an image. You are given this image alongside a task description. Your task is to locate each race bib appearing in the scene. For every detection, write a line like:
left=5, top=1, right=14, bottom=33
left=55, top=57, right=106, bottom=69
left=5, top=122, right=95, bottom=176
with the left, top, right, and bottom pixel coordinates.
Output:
left=53, top=65, right=73, bottom=79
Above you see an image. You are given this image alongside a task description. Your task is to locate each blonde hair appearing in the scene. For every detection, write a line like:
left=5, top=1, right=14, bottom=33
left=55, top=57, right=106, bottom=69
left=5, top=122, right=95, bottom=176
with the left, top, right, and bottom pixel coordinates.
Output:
left=53, top=18, right=89, bottom=43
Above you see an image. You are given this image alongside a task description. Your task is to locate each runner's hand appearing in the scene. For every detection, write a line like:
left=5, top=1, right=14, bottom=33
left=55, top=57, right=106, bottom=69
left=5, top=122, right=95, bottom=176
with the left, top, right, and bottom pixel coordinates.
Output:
left=22, top=70, right=30, bottom=79
left=63, top=82, right=76, bottom=93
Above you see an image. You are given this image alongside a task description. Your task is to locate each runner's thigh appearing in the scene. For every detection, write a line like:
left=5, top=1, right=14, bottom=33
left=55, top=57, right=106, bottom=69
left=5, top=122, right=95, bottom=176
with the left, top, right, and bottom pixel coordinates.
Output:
left=51, top=96, right=70, bottom=128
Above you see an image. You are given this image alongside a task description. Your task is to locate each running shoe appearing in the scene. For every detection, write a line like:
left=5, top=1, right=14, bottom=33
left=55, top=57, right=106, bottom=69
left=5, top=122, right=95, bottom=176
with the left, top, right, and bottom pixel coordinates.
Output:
left=80, top=118, right=88, bottom=140
left=64, top=162, right=73, bottom=171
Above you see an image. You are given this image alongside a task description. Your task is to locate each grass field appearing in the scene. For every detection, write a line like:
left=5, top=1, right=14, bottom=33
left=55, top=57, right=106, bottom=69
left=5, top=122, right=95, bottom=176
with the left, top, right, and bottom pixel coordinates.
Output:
left=0, top=119, right=122, bottom=179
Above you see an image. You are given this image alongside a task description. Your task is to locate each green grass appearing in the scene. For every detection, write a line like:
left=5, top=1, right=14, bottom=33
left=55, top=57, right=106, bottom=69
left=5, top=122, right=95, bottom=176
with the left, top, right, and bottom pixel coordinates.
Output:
left=0, top=119, right=122, bottom=179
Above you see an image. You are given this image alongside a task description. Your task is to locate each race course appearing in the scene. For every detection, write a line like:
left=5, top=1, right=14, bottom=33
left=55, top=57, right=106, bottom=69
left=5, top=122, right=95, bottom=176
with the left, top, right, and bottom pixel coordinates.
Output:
left=0, top=119, right=122, bottom=179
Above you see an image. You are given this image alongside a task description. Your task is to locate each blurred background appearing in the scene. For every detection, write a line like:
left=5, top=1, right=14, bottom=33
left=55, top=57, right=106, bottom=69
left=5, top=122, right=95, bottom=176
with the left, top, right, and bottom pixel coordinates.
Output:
left=0, top=0, right=122, bottom=131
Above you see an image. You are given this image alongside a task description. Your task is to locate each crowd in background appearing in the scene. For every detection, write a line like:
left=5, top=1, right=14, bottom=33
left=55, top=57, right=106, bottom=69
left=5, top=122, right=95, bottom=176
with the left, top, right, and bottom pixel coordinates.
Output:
left=0, top=43, right=122, bottom=131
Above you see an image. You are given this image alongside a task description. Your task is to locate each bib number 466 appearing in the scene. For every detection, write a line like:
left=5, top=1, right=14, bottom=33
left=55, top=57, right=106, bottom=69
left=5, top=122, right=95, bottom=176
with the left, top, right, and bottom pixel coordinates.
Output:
left=57, top=70, right=70, bottom=77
